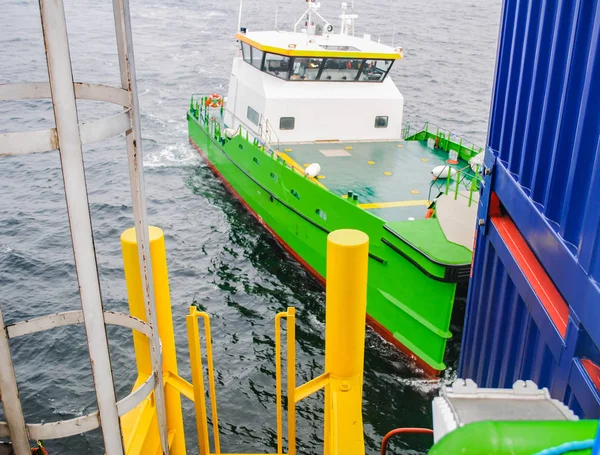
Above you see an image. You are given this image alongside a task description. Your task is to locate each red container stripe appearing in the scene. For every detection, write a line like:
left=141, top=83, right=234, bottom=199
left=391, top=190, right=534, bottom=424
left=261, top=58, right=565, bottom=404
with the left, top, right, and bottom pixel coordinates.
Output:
left=581, top=360, right=600, bottom=392
left=489, top=194, right=569, bottom=337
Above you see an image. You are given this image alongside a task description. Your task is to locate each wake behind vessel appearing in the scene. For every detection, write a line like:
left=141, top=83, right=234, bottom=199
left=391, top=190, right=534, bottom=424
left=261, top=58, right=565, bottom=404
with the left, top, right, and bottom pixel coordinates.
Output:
left=188, top=0, right=483, bottom=373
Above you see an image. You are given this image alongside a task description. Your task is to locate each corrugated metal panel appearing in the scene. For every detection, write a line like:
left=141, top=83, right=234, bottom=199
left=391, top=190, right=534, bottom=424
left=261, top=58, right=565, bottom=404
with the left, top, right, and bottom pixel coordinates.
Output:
left=459, top=0, right=600, bottom=419
left=488, top=0, right=600, bottom=275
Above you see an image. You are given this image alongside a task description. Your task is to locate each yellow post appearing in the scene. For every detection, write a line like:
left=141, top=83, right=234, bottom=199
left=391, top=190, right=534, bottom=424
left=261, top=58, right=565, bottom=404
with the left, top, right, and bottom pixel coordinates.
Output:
left=121, top=226, right=186, bottom=454
left=324, top=229, right=369, bottom=455
left=287, top=308, right=296, bottom=455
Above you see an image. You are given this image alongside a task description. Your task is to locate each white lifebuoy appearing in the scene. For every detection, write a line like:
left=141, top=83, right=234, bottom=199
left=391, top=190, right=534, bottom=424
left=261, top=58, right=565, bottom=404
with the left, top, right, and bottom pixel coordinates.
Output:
left=305, top=163, right=321, bottom=178
left=431, top=165, right=458, bottom=180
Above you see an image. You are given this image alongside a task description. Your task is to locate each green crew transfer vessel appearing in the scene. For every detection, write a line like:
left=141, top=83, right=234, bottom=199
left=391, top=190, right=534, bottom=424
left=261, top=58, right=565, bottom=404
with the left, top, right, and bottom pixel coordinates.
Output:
left=188, top=0, right=483, bottom=374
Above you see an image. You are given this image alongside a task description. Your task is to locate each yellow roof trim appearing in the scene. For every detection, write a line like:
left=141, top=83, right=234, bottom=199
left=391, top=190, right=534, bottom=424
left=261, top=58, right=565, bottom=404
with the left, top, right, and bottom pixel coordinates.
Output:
left=236, top=33, right=402, bottom=60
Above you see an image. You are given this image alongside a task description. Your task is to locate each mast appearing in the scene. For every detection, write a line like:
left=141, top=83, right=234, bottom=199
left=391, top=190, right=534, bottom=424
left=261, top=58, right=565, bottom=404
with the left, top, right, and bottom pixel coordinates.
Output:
left=294, top=0, right=331, bottom=35
left=237, top=0, right=243, bottom=32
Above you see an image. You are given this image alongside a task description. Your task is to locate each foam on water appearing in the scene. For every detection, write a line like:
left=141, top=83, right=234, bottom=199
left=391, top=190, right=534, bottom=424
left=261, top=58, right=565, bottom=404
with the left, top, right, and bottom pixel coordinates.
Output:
left=145, top=142, right=203, bottom=168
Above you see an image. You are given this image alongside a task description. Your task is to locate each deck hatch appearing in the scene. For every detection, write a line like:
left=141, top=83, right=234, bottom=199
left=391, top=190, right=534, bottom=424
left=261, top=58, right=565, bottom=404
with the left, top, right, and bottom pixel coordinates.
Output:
left=319, top=149, right=351, bottom=157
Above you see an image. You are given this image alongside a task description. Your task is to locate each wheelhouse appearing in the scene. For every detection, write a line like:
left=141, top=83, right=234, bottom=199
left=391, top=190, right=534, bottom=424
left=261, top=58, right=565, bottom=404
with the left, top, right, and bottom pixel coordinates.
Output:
left=238, top=34, right=398, bottom=83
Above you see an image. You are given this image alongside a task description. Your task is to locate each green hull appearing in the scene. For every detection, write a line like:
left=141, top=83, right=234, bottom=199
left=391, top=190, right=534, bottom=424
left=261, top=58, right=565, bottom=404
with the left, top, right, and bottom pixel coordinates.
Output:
left=188, top=112, right=470, bottom=373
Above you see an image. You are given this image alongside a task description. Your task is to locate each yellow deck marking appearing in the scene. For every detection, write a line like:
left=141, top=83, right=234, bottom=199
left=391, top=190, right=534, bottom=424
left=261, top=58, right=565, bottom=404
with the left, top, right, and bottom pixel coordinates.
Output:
left=367, top=160, right=375, bottom=165
left=397, top=144, right=404, bottom=148
left=421, top=158, right=429, bottom=162
left=277, top=152, right=327, bottom=189
left=342, top=195, right=349, bottom=199
left=383, top=171, right=392, bottom=176
left=317, top=175, right=326, bottom=179
left=359, top=200, right=430, bottom=209
left=303, top=163, right=310, bottom=167
left=411, top=189, right=421, bottom=194
left=284, top=148, right=293, bottom=152
left=345, top=146, right=353, bottom=150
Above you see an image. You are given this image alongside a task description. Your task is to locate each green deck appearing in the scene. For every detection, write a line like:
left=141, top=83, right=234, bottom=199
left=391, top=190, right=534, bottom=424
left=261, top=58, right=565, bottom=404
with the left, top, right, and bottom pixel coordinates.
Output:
left=281, top=140, right=472, bottom=222
left=188, top=103, right=476, bottom=373
left=385, top=219, right=472, bottom=265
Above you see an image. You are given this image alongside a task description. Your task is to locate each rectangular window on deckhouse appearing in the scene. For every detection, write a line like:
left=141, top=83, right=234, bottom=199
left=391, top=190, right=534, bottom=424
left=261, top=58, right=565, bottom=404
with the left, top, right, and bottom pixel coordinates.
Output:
left=280, top=117, right=295, bottom=130
left=247, top=106, right=259, bottom=125
left=241, top=42, right=251, bottom=64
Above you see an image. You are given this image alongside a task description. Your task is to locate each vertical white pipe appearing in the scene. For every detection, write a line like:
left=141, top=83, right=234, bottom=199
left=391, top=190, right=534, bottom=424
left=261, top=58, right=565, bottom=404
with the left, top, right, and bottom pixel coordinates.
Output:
left=38, top=0, right=124, bottom=453
left=237, top=0, right=243, bottom=33
left=111, top=0, right=170, bottom=453
left=0, top=307, right=30, bottom=455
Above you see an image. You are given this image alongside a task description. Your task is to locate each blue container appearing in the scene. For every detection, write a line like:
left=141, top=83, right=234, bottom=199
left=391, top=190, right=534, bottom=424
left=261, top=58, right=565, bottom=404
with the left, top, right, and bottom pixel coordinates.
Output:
left=459, top=0, right=600, bottom=418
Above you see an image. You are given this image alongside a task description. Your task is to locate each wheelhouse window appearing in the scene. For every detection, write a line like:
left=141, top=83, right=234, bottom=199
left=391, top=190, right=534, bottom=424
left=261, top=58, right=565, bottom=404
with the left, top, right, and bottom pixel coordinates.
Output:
left=247, top=106, right=260, bottom=125
left=290, top=58, right=323, bottom=80
left=280, top=117, right=295, bottom=130
left=375, top=116, right=389, bottom=128
left=320, top=58, right=360, bottom=81
left=241, top=42, right=251, bottom=64
left=251, top=48, right=264, bottom=70
left=239, top=42, right=395, bottom=83
left=359, top=59, right=393, bottom=82
left=265, top=53, right=291, bottom=79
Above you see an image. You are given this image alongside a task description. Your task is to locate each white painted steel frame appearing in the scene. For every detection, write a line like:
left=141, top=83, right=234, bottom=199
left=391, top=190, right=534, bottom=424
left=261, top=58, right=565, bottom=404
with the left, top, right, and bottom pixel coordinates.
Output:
left=0, top=308, right=30, bottom=454
left=0, top=82, right=131, bottom=156
left=0, top=0, right=170, bottom=452
left=112, top=0, right=170, bottom=452
left=0, top=309, right=156, bottom=441
left=38, top=0, right=124, bottom=453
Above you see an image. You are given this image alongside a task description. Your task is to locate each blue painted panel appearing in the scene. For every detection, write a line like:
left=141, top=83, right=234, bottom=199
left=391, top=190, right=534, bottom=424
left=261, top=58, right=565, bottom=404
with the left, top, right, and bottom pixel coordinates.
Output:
left=487, top=0, right=600, bottom=278
left=460, top=0, right=600, bottom=419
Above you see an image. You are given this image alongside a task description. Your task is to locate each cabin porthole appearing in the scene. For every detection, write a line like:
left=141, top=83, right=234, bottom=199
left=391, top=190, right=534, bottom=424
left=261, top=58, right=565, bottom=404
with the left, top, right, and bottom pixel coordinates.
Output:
left=291, top=189, right=300, bottom=200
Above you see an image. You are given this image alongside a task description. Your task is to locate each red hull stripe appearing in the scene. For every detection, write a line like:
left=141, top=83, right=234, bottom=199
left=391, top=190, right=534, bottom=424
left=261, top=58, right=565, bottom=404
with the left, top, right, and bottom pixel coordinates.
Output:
left=490, top=193, right=569, bottom=337
left=190, top=137, right=442, bottom=376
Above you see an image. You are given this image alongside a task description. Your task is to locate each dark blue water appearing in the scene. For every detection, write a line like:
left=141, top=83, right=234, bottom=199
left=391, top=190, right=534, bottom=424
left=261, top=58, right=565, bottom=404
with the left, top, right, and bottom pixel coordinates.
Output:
left=0, top=0, right=500, bottom=453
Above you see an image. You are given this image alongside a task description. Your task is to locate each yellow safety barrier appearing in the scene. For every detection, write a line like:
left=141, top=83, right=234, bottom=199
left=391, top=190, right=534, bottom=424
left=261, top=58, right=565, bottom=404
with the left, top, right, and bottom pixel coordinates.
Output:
left=274, top=308, right=296, bottom=455
left=121, top=227, right=369, bottom=455
left=187, top=307, right=221, bottom=455
left=121, top=226, right=187, bottom=455
left=185, top=229, right=369, bottom=455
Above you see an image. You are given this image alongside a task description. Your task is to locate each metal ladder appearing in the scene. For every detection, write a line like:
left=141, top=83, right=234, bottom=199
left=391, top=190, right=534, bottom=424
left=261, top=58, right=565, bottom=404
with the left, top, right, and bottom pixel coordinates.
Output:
left=0, top=0, right=169, bottom=453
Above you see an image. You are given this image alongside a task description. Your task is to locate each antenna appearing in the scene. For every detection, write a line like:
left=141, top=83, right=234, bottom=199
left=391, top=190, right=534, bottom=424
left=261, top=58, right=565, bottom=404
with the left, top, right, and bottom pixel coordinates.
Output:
left=237, top=0, right=243, bottom=33
left=275, top=0, right=278, bottom=29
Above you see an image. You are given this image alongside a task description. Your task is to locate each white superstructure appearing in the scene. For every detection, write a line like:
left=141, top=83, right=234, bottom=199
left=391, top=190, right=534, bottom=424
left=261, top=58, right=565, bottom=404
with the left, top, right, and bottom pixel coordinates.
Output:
left=225, top=1, right=404, bottom=143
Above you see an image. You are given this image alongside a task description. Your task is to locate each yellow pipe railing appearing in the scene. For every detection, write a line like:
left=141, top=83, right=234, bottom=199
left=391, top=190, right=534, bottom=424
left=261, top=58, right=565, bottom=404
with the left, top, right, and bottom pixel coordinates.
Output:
left=187, top=307, right=221, bottom=455
left=121, top=227, right=369, bottom=455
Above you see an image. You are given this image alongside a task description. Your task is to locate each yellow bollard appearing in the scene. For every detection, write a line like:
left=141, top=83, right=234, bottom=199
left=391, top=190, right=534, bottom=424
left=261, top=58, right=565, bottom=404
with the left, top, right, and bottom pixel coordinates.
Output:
left=121, top=226, right=186, bottom=455
left=324, top=229, right=369, bottom=455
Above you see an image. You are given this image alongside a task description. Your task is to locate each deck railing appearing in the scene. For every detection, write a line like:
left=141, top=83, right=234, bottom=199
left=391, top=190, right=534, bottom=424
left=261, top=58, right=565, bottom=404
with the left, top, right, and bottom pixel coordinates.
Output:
left=404, top=121, right=483, bottom=162
left=428, top=164, right=482, bottom=208
left=189, top=96, right=327, bottom=189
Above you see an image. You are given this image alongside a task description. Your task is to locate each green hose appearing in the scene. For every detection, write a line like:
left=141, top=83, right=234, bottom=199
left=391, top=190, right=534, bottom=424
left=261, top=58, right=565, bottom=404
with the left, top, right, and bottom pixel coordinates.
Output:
left=428, top=421, right=598, bottom=455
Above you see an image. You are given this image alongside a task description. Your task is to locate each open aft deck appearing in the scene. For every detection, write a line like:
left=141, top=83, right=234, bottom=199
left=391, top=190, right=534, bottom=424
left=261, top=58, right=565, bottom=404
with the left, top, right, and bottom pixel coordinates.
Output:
left=280, top=139, right=475, bottom=222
